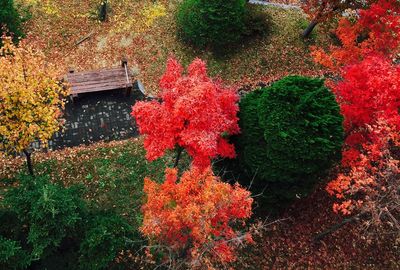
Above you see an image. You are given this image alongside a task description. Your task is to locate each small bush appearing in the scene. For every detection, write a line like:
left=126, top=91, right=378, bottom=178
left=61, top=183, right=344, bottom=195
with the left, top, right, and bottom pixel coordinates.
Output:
left=98, top=0, right=108, bottom=22
left=237, top=76, right=344, bottom=206
left=0, top=0, right=25, bottom=44
left=176, top=0, right=246, bottom=49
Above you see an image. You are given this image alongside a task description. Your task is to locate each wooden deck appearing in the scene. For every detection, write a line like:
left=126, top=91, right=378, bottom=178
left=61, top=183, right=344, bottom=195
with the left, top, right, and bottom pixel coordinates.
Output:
left=65, top=60, right=133, bottom=98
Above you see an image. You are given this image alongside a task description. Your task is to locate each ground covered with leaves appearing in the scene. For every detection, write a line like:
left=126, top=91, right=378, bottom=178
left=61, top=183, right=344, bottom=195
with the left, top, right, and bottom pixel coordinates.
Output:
left=17, top=0, right=328, bottom=93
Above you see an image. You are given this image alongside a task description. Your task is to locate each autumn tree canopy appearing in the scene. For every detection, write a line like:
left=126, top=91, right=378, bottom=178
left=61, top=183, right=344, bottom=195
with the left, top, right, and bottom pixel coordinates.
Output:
left=311, top=0, right=400, bottom=70
left=334, top=56, right=400, bottom=147
left=318, top=0, right=400, bottom=238
left=0, top=37, right=69, bottom=174
left=131, top=57, right=240, bottom=168
left=141, top=167, right=253, bottom=265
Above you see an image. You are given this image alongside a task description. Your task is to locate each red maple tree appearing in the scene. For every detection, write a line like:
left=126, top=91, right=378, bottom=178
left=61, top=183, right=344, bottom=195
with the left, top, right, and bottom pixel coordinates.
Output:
left=319, top=1, right=400, bottom=232
left=333, top=55, right=400, bottom=151
left=131, top=57, right=240, bottom=168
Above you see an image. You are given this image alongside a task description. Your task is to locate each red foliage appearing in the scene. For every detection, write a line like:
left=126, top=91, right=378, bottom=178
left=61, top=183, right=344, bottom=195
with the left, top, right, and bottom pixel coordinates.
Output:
left=141, top=167, right=253, bottom=264
left=131, top=58, right=240, bottom=168
left=327, top=120, right=400, bottom=231
left=311, top=0, right=400, bottom=70
left=318, top=1, right=400, bottom=227
left=333, top=55, right=400, bottom=149
left=327, top=56, right=400, bottom=217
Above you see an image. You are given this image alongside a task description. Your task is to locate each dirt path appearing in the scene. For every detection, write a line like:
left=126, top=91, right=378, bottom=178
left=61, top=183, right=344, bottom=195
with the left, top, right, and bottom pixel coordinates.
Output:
left=249, top=0, right=302, bottom=10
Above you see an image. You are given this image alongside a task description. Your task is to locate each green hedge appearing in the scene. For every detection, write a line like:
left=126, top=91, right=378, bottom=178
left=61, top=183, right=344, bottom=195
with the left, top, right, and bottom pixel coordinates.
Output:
left=237, top=76, right=344, bottom=206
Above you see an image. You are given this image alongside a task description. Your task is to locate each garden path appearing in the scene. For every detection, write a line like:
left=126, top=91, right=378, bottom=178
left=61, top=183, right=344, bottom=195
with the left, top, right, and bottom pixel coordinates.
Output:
left=249, top=0, right=302, bottom=10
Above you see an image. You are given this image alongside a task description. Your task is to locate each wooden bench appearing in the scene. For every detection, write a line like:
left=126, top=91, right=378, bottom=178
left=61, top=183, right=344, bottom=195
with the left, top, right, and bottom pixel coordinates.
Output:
left=65, top=59, right=133, bottom=100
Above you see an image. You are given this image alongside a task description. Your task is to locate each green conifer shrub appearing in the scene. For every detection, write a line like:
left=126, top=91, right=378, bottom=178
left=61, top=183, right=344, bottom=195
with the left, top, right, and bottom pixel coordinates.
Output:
left=237, top=76, right=344, bottom=206
left=176, top=0, right=246, bottom=49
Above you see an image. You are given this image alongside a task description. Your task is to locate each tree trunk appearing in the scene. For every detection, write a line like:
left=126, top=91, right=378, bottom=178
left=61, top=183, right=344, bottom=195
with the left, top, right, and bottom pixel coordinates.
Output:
left=99, top=0, right=108, bottom=22
left=23, top=149, right=34, bottom=176
left=174, top=147, right=183, bottom=168
left=302, top=20, right=318, bottom=38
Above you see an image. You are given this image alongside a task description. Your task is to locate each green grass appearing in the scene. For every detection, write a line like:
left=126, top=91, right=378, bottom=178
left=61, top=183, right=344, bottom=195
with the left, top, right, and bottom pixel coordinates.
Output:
left=1, top=140, right=190, bottom=226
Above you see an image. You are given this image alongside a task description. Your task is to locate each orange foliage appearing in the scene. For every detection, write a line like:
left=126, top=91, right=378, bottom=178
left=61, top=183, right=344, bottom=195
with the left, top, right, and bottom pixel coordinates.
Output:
left=311, top=0, right=400, bottom=71
left=327, top=120, right=400, bottom=221
left=141, top=167, right=253, bottom=264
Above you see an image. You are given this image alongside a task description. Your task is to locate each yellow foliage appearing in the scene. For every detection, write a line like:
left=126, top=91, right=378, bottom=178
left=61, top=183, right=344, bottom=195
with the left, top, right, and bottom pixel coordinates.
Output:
left=20, top=0, right=60, bottom=16
left=142, top=3, right=167, bottom=27
left=111, top=2, right=166, bottom=34
left=0, top=37, right=69, bottom=154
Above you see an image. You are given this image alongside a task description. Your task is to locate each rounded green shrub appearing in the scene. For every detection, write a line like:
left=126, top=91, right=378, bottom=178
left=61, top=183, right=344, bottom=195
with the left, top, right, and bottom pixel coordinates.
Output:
left=237, top=76, right=344, bottom=205
left=176, top=0, right=246, bottom=49
left=0, top=0, right=25, bottom=44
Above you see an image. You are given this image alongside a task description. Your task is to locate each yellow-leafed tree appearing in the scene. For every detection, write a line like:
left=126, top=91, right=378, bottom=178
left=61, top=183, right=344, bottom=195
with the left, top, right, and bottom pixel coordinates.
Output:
left=0, top=37, right=69, bottom=175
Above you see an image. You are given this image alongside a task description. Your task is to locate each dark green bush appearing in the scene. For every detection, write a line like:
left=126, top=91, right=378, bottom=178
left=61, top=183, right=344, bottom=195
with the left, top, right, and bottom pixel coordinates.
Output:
left=0, top=236, right=31, bottom=269
left=176, top=0, right=246, bottom=49
left=237, top=76, right=344, bottom=206
left=79, top=212, right=134, bottom=270
left=1, top=174, right=137, bottom=270
left=4, top=175, right=86, bottom=260
left=0, top=0, right=25, bottom=44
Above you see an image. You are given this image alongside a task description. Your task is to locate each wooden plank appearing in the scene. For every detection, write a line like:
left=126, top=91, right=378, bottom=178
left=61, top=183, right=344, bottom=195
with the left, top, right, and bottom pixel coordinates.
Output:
left=72, top=84, right=132, bottom=94
left=71, top=82, right=132, bottom=92
left=66, top=69, right=125, bottom=80
left=70, top=77, right=129, bottom=87
left=67, top=66, right=123, bottom=77
left=72, top=82, right=131, bottom=91
left=72, top=85, right=133, bottom=94
left=66, top=70, right=126, bottom=83
left=66, top=71, right=125, bottom=82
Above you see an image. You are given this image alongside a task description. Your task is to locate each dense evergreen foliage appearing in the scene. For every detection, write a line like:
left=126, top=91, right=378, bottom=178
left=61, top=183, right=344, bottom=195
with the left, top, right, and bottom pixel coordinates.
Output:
left=176, top=0, right=246, bottom=49
left=237, top=76, right=344, bottom=206
left=0, top=175, right=136, bottom=270
left=0, top=0, right=26, bottom=44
